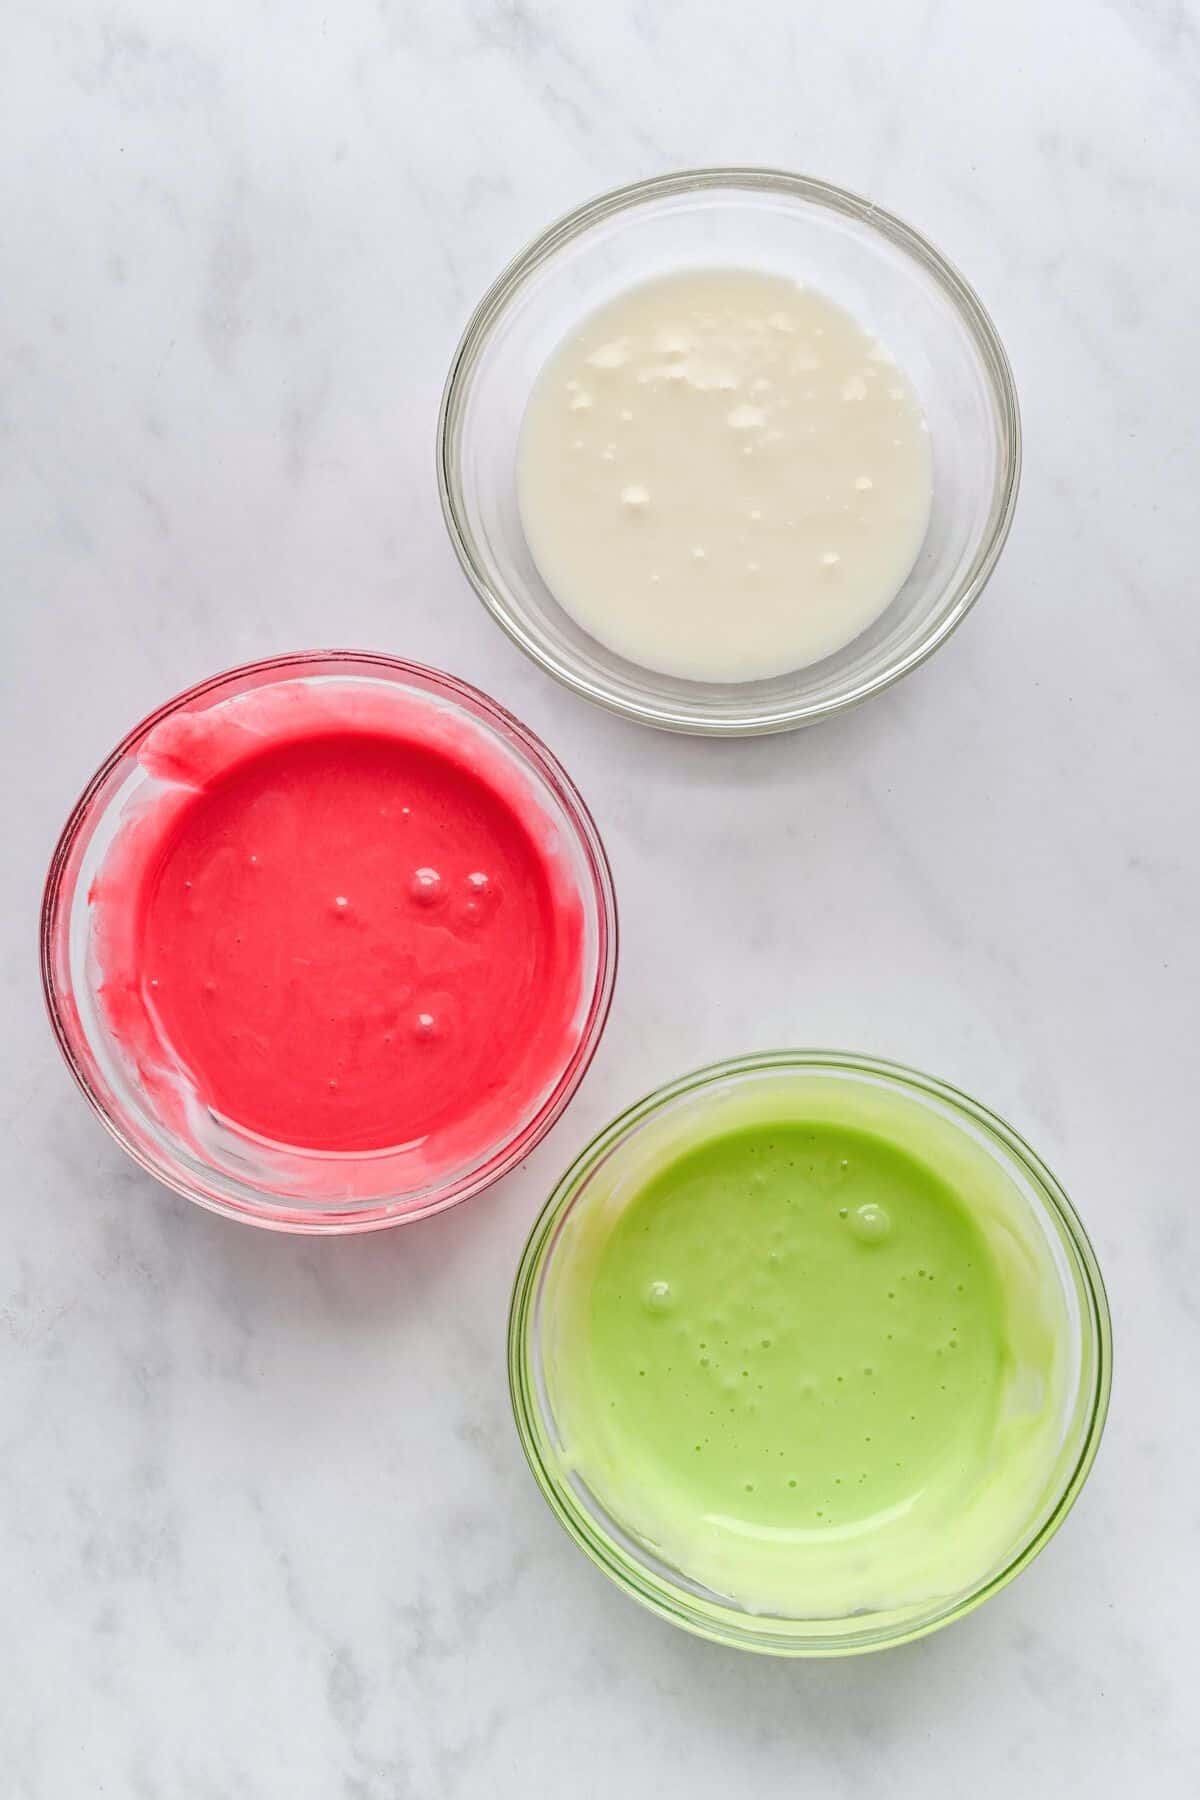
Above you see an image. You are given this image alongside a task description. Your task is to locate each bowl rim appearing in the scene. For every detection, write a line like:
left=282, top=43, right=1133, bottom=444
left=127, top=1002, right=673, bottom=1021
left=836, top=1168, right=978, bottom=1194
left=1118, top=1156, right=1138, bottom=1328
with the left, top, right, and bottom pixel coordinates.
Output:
left=40, top=648, right=619, bottom=1234
left=438, top=165, right=1022, bottom=736
left=508, top=1048, right=1112, bottom=1655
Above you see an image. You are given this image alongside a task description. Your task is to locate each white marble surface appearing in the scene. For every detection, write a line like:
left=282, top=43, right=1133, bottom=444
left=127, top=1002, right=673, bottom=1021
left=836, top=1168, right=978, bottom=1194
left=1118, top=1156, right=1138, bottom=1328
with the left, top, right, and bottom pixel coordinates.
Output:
left=4, top=1, right=1198, bottom=1793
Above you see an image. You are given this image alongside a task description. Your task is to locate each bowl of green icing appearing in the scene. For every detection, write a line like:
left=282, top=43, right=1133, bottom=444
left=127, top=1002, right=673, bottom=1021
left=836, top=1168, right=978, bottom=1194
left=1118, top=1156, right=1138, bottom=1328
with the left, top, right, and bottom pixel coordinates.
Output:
left=509, top=1051, right=1110, bottom=1655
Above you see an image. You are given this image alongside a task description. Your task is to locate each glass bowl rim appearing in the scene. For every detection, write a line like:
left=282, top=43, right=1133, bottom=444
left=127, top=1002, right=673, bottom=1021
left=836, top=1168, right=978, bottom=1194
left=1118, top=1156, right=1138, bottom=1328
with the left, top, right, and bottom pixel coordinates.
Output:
left=508, top=1047, right=1112, bottom=1655
left=40, top=648, right=619, bottom=1234
left=438, top=165, right=1023, bottom=736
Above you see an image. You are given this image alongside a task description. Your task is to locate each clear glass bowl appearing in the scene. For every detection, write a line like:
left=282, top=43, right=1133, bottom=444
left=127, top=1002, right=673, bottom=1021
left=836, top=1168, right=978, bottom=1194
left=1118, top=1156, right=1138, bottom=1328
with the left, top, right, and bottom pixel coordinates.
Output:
left=509, top=1052, right=1110, bottom=1654
left=439, top=168, right=1020, bottom=735
left=41, top=651, right=618, bottom=1234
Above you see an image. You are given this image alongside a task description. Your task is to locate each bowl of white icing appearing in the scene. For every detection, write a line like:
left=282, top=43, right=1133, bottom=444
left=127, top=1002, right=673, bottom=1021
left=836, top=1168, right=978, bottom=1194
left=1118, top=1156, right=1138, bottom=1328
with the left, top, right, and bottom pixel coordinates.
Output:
left=438, top=168, right=1020, bottom=735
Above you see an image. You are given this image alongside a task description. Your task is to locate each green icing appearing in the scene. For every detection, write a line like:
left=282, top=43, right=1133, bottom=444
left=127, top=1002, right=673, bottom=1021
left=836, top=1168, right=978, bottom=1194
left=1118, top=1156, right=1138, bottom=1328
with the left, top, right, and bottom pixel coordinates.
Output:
left=548, top=1091, right=1069, bottom=1617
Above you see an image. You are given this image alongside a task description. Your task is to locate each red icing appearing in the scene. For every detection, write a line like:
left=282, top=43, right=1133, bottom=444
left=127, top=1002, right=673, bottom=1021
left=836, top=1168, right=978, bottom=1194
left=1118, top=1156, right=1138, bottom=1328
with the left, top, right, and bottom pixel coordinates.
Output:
left=90, top=679, right=586, bottom=1165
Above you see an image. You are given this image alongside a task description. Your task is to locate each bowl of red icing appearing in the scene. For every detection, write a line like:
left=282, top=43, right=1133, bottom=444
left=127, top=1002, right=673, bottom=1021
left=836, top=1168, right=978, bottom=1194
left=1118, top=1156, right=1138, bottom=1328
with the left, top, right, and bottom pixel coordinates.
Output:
left=42, top=652, right=617, bottom=1231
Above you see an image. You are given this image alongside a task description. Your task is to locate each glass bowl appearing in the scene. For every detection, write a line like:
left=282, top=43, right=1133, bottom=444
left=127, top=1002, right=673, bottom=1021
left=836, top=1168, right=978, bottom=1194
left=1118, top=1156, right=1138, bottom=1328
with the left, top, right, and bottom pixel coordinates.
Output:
left=509, top=1051, right=1110, bottom=1654
left=439, top=168, right=1020, bottom=735
left=41, top=651, right=618, bottom=1234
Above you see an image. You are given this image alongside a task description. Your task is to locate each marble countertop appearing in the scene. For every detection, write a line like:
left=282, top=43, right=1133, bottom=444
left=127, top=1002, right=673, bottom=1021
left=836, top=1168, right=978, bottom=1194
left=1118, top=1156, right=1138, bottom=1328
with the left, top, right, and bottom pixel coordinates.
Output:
left=4, top=2, right=1198, bottom=1794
